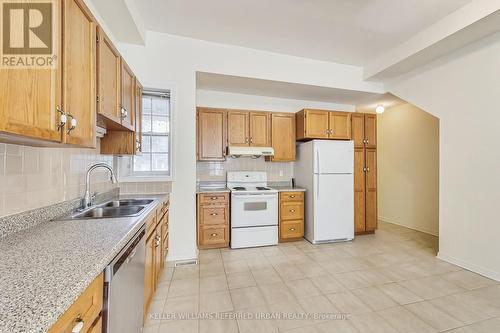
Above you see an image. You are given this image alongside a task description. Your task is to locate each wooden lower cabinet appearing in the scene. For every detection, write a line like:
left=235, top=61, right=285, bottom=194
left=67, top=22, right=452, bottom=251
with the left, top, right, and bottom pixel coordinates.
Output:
left=279, top=191, right=305, bottom=242
left=197, top=192, right=230, bottom=249
left=48, top=273, right=103, bottom=333
left=144, top=196, right=170, bottom=319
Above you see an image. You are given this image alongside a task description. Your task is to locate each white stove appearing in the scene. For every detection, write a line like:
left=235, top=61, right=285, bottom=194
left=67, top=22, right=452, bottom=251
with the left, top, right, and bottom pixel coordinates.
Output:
left=227, top=171, right=278, bottom=249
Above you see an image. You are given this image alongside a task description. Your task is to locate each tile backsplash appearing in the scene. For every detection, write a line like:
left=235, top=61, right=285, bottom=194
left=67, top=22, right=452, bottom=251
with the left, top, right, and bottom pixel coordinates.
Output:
left=120, top=181, right=172, bottom=195
left=197, top=157, right=294, bottom=182
left=0, top=142, right=116, bottom=218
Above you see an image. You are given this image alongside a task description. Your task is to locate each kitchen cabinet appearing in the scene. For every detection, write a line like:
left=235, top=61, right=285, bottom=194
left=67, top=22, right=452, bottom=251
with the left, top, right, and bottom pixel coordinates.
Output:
left=197, top=108, right=226, bottom=160
left=0, top=0, right=96, bottom=147
left=279, top=191, right=304, bottom=242
left=352, top=113, right=377, bottom=234
left=100, top=79, right=143, bottom=155
left=197, top=193, right=230, bottom=249
left=144, top=197, right=169, bottom=319
left=144, top=213, right=156, bottom=318
left=352, top=113, right=377, bottom=149
left=47, top=273, right=103, bottom=333
left=269, top=113, right=296, bottom=162
left=96, top=27, right=121, bottom=126
left=296, top=109, right=351, bottom=141
left=227, top=110, right=271, bottom=147
left=120, top=59, right=135, bottom=130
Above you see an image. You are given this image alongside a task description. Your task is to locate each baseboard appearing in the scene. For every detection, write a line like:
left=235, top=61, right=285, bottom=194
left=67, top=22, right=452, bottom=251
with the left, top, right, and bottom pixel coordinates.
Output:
left=167, top=248, right=199, bottom=262
left=437, top=252, right=500, bottom=282
left=378, top=216, right=439, bottom=236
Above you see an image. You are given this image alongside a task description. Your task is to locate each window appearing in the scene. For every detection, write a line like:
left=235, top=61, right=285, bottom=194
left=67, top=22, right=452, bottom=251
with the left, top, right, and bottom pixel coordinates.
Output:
left=132, top=90, right=171, bottom=176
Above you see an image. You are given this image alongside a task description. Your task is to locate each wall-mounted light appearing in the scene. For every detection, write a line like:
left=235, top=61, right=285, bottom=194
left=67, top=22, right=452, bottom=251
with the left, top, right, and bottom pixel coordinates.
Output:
left=375, top=105, right=385, bottom=114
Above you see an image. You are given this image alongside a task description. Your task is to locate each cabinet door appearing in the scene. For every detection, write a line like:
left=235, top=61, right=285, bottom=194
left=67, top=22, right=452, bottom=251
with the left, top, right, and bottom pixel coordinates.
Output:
left=96, top=27, right=121, bottom=124
left=249, top=112, right=270, bottom=146
left=304, top=110, right=329, bottom=138
left=227, top=111, right=249, bottom=146
left=329, top=112, right=351, bottom=139
left=197, top=108, right=226, bottom=160
left=0, top=2, right=62, bottom=143
left=62, top=0, right=96, bottom=148
left=120, top=59, right=135, bottom=130
left=365, top=148, right=377, bottom=231
left=271, top=113, right=295, bottom=161
left=354, top=148, right=366, bottom=233
left=364, top=114, right=377, bottom=148
left=144, top=234, right=155, bottom=317
left=351, top=113, right=365, bottom=148
left=154, top=225, right=162, bottom=284
left=135, top=80, right=143, bottom=153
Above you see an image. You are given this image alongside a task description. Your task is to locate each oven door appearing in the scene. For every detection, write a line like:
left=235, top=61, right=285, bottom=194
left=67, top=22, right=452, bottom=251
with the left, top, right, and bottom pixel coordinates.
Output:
left=231, top=193, right=278, bottom=228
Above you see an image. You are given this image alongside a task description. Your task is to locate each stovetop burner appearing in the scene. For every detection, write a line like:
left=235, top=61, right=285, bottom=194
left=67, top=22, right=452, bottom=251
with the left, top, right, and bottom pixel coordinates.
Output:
left=256, top=186, right=271, bottom=191
left=233, top=186, right=246, bottom=191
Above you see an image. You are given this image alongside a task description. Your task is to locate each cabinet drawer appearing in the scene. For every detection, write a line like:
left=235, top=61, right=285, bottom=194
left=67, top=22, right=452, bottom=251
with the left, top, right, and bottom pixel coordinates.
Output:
left=48, top=273, right=103, bottom=333
left=280, top=202, right=303, bottom=220
left=88, top=317, right=102, bottom=333
left=280, top=191, right=304, bottom=202
left=200, top=206, right=227, bottom=225
left=280, top=220, right=304, bottom=239
left=200, top=226, right=228, bottom=246
left=199, top=193, right=229, bottom=205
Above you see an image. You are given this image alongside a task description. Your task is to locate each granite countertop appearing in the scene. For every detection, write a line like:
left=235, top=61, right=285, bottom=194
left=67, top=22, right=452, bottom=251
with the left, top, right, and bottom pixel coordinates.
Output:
left=272, top=186, right=306, bottom=192
left=196, top=186, right=230, bottom=193
left=0, top=193, right=169, bottom=333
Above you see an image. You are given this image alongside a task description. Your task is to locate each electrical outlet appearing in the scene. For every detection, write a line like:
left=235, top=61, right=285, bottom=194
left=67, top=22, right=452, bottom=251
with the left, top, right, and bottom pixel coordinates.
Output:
left=279, top=170, right=284, bottom=177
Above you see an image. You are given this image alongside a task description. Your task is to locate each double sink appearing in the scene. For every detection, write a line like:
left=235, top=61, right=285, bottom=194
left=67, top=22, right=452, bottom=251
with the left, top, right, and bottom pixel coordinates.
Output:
left=60, top=199, right=155, bottom=220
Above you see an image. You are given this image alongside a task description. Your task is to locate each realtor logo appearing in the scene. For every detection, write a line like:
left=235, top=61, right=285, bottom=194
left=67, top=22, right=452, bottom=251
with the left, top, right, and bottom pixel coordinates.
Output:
left=1, top=0, right=56, bottom=68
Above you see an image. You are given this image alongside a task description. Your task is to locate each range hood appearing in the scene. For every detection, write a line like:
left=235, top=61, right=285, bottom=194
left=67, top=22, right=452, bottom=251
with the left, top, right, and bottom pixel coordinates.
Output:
left=227, top=146, right=274, bottom=157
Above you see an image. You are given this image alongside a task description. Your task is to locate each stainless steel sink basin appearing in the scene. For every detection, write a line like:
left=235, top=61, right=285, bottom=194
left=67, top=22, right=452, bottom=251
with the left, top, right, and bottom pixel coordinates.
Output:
left=57, top=198, right=155, bottom=220
left=103, top=199, right=154, bottom=207
left=73, top=206, right=145, bottom=219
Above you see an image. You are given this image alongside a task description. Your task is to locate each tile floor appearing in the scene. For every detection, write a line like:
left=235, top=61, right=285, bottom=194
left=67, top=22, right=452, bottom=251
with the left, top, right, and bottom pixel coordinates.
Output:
left=144, top=222, right=500, bottom=333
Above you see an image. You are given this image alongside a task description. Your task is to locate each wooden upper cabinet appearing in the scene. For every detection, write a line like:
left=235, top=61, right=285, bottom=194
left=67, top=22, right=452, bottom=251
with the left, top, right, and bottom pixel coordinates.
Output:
left=303, top=109, right=329, bottom=139
left=62, top=0, right=96, bottom=148
left=351, top=113, right=365, bottom=148
left=364, top=114, right=377, bottom=148
left=96, top=27, right=121, bottom=125
left=197, top=108, right=226, bottom=161
left=328, top=112, right=351, bottom=139
left=135, top=80, right=143, bottom=153
left=120, top=59, right=135, bottom=130
left=270, top=113, right=295, bottom=162
left=249, top=112, right=270, bottom=146
left=227, top=111, right=249, bottom=146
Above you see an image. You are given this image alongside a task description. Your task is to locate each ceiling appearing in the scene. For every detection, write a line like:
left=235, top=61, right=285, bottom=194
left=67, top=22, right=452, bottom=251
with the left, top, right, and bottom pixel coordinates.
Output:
left=196, top=72, right=383, bottom=106
left=134, top=0, right=470, bottom=66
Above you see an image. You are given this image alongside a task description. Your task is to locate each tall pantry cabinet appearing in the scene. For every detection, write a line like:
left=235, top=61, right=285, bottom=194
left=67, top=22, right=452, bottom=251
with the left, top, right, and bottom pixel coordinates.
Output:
left=352, top=113, right=377, bottom=234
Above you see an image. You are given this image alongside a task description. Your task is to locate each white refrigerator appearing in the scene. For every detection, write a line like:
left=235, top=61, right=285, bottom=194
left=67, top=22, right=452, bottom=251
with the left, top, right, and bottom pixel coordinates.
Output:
left=295, top=140, right=354, bottom=244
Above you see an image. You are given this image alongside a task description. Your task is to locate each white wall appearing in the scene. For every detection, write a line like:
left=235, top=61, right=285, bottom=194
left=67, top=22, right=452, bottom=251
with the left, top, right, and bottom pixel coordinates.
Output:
left=116, top=31, right=383, bottom=261
left=196, top=89, right=355, bottom=112
left=387, top=32, right=500, bottom=280
left=377, top=103, right=439, bottom=236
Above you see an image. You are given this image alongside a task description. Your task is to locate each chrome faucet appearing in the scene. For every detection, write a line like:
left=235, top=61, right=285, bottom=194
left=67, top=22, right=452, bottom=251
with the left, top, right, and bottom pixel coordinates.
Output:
left=82, top=163, right=118, bottom=208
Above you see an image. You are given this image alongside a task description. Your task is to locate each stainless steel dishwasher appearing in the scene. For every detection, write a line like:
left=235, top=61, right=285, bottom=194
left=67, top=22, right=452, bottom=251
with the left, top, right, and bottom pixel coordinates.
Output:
left=103, top=227, right=146, bottom=333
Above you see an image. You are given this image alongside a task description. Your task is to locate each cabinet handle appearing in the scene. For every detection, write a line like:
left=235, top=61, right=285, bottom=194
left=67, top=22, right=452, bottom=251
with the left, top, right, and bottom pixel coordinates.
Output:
left=120, top=106, right=128, bottom=119
left=325, top=129, right=329, bottom=134
left=366, top=139, right=369, bottom=144
left=366, top=167, right=370, bottom=172
left=289, top=195, right=295, bottom=198
left=211, top=197, right=218, bottom=200
left=363, top=167, right=367, bottom=172
left=245, top=137, right=249, bottom=143
left=289, top=228, right=295, bottom=231
left=71, top=319, right=84, bottom=333
left=290, top=209, right=295, bottom=213
left=66, top=113, right=77, bottom=134
left=210, top=213, right=217, bottom=216
left=249, top=137, right=253, bottom=144
left=211, top=233, right=217, bottom=237
left=57, top=107, right=67, bottom=130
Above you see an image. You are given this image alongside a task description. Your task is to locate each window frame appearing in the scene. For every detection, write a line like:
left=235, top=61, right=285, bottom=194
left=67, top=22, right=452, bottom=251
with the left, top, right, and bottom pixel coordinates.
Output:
left=115, top=88, right=174, bottom=183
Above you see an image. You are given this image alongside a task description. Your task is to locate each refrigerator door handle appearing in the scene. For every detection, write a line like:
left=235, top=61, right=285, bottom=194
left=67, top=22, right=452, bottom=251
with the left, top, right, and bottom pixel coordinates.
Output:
left=316, top=174, right=320, bottom=198
left=316, top=149, right=320, bottom=174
